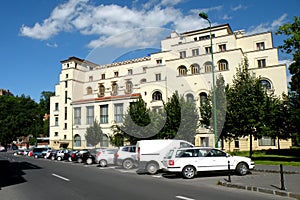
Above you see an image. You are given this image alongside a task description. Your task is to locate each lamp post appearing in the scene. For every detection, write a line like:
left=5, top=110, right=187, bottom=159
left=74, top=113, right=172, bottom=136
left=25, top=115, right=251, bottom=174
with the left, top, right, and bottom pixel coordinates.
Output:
left=67, top=97, right=74, bottom=150
left=199, top=12, right=218, bottom=148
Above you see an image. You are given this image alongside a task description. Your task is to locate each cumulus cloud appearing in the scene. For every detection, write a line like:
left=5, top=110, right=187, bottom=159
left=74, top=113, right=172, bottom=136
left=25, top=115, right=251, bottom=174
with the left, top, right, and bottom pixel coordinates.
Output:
left=20, top=0, right=219, bottom=48
left=231, top=4, right=247, bottom=11
left=247, top=13, right=288, bottom=35
left=46, top=43, right=58, bottom=48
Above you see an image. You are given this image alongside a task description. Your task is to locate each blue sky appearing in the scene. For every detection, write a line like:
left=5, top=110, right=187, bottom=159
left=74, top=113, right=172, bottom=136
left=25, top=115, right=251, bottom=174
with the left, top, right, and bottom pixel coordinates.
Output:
left=1, top=0, right=299, bottom=102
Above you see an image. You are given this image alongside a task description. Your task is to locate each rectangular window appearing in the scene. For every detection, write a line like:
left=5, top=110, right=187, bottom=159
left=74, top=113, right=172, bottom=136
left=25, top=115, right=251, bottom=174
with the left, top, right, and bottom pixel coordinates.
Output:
left=100, top=105, right=109, bottom=124
left=55, top=103, right=59, bottom=111
left=66, top=74, right=69, bottom=78
left=64, top=107, right=67, bottom=120
left=55, top=117, right=59, bottom=126
left=155, top=73, right=161, bottom=81
left=64, top=135, right=67, bottom=140
left=74, top=107, right=81, bottom=125
left=256, top=42, right=265, bottom=50
left=205, top=46, right=211, bottom=54
left=114, top=71, right=119, bottom=77
left=179, top=51, right=186, bottom=58
left=258, top=59, right=266, bottom=68
left=65, top=81, right=68, bottom=88
left=64, top=123, right=67, bottom=130
left=101, top=74, right=105, bottom=79
left=143, top=67, right=147, bottom=73
left=128, top=69, right=133, bottom=75
left=234, top=140, right=240, bottom=148
left=89, top=76, right=93, bottom=82
left=258, top=137, right=275, bottom=146
left=156, top=59, right=162, bottom=64
left=54, top=132, right=58, bottom=137
left=219, top=44, right=226, bottom=52
left=65, top=91, right=68, bottom=104
left=86, top=106, right=94, bottom=125
left=114, top=103, right=123, bottom=123
left=192, top=49, right=199, bottom=56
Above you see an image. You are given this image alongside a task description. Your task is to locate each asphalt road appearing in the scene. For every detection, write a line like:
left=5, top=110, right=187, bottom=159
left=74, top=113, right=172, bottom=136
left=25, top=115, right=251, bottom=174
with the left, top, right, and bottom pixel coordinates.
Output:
left=0, top=152, right=293, bottom=200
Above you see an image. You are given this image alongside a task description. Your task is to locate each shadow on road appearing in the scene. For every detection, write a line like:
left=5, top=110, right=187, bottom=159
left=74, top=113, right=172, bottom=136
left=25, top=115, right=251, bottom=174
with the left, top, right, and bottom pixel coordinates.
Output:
left=0, top=160, right=42, bottom=189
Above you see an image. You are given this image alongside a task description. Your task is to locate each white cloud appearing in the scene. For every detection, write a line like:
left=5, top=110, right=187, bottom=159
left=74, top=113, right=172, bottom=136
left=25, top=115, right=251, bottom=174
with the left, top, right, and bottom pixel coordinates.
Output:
left=222, top=14, right=232, bottom=20
left=231, top=4, right=247, bottom=11
left=20, top=0, right=220, bottom=48
left=247, top=14, right=288, bottom=35
left=46, top=43, right=58, bottom=48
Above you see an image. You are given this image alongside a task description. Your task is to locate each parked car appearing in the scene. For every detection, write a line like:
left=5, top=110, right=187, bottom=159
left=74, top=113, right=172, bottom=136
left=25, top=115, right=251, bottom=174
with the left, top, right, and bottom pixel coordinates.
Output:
left=69, top=149, right=95, bottom=164
left=115, top=145, right=137, bottom=170
left=136, top=139, right=194, bottom=174
left=32, top=147, right=50, bottom=158
left=95, top=148, right=118, bottom=167
left=162, top=147, right=255, bottom=179
left=13, top=149, right=25, bottom=156
left=53, top=149, right=71, bottom=161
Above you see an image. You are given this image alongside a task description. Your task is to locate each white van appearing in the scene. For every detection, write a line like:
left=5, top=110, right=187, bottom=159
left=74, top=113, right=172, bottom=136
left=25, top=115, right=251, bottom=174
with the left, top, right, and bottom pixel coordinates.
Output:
left=136, top=139, right=194, bottom=174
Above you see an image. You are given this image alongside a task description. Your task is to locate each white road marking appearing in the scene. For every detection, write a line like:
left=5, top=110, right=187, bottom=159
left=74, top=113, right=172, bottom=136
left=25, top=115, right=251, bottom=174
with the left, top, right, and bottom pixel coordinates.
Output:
left=175, top=195, right=195, bottom=200
left=52, top=173, right=70, bottom=182
left=152, top=175, right=162, bottom=178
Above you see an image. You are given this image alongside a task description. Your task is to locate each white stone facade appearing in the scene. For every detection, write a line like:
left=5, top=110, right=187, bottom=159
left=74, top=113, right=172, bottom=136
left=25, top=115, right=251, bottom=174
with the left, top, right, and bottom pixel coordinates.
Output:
left=49, top=24, right=287, bottom=149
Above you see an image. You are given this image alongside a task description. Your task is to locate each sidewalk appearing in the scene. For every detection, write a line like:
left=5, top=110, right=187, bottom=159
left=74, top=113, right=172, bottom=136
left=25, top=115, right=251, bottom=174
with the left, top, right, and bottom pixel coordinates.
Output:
left=218, top=164, right=300, bottom=199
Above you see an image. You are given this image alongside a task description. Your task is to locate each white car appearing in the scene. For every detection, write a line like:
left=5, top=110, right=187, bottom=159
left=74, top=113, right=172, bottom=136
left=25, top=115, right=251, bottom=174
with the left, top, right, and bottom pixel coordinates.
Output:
left=115, top=145, right=137, bottom=169
left=95, top=148, right=118, bottom=167
left=162, top=147, right=255, bottom=179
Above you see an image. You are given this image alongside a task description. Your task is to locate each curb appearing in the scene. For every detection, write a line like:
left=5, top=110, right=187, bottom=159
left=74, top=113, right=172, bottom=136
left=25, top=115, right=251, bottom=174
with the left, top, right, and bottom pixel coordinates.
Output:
left=254, top=169, right=300, bottom=174
left=217, top=180, right=300, bottom=200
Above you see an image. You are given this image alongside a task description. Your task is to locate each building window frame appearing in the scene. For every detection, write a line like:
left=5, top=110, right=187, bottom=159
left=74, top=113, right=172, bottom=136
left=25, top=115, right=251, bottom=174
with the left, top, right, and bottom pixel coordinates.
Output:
left=114, top=103, right=123, bottom=123
left=86, top=106, right=94, bottom=125
left=100, top=105, right=109, bottom=124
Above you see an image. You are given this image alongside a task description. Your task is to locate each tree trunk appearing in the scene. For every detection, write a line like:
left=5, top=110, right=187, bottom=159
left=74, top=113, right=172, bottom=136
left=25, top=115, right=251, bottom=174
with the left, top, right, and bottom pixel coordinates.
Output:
left=277, top=137, right=281, bottom=150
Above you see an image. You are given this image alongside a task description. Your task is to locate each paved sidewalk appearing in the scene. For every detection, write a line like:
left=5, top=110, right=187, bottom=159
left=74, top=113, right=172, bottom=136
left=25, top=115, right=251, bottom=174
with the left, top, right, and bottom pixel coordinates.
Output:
left=218, top=164, right=300, bottom=199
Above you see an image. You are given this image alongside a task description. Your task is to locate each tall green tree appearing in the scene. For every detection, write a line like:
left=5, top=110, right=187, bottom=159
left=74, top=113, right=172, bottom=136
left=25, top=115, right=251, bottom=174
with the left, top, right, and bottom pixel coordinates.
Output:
left=38, top=91, right=55, bottom=137
left=224, top=57, right=267, bottom=158
left=276, top=16, right=300, bottom=144
left=85, top=119, right=103, bottom=147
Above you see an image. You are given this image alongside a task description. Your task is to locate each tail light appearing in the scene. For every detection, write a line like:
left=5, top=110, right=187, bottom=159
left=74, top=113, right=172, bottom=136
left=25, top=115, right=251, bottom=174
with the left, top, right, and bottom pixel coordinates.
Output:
left=169, top=160, right=174, bottom=166
left=137, top=147, right=140, bottom=161
left=71, top=153, right=75, bottom=158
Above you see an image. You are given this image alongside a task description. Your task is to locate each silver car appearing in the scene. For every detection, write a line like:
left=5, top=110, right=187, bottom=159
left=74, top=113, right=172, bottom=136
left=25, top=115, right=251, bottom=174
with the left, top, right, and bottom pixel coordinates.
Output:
left=95, top=148, right=118, bottom=167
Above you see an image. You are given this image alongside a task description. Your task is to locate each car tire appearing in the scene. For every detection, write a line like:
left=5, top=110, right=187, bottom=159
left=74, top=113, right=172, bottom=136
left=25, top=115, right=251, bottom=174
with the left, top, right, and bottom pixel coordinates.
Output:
left=57, top=156, right=62, bottom=161
left=51, top=156, right=55, bottom=160
left=236, top=162, right=248, bottom=176
left=86, top=158, right=93, bottom=165
left=68, top=157, right=72, bottom=162
left=77, top=158, right=83, bottom=163
left=122, top=159, right=134, bottom=169
left=99, top=159, right=107, bottom=167
left=34, top=155, right=38, bottom=159
left=182, top=165, right=196, bottom=179
left=146, top=162, right=158, bottom=175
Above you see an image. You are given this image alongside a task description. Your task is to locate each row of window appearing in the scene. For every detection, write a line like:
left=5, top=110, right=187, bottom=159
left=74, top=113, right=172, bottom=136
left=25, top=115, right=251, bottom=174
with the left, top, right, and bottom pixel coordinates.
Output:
left=53, top=133, right=109, bottom=147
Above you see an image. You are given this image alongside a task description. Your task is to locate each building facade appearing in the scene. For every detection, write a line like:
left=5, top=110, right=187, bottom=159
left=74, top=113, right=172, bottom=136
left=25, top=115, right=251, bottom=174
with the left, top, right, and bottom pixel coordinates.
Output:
left=49, top=24, right=291, bottom=151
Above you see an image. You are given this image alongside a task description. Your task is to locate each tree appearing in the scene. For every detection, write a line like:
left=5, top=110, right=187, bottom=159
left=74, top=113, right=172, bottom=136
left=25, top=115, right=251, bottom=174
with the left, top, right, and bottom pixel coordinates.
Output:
left=276, top=16, right=300, bottom=144
left=175, top=95, right=199, bottom=144
left=111, top=96, right=165, bottom=145
left=38, top=91, right=55, bottom=137
left=85, top=119, right=103, bottom=147
left=224, top=57, right=267, bottom=158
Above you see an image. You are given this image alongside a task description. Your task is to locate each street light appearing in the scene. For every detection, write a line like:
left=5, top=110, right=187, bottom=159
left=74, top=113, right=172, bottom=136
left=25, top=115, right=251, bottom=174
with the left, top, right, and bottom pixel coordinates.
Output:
left=199, top=12, right=218, bottom=148
left=67, top=97, right=74, bottom=150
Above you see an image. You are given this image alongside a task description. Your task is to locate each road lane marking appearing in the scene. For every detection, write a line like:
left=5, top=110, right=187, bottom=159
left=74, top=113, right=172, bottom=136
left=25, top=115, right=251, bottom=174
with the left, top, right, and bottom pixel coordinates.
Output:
left=175, top=195, right=195, bottom=200
left=152, top=175, right=162, bottom=178
left=52, top=173, right=70, bottom=182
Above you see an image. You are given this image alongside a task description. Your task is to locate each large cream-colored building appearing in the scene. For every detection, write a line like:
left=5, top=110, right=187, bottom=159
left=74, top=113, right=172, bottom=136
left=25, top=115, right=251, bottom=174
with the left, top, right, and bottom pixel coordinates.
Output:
left=49, top=24, right=291, bottom=151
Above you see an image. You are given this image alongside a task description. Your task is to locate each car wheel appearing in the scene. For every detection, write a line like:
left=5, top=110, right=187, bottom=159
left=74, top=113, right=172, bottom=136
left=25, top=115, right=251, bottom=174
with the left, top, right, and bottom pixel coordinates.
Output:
left=182, top=165, right=196, bottom=179
left=51, top=156, right=55, bottom=160
left=236, top=162, right=248, bottom=176
left=99, top=159, right=107, bottom=167
left=77, top=158, right=83, bottom=163
left=57, top=156, right=62, bottom=161
left=68, top=157, right=72, bottom=162
left=146, top=162, right=158, bottom=175
left=34, top=155, right=38, bottom=159
left=122, top=159, right=134, bottom=169
left=86, top=158, right=93, bottom=165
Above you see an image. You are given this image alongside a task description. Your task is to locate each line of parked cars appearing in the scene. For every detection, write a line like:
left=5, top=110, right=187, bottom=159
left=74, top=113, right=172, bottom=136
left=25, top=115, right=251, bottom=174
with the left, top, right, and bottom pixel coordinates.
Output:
left=12, top=139, right=255, bottom=179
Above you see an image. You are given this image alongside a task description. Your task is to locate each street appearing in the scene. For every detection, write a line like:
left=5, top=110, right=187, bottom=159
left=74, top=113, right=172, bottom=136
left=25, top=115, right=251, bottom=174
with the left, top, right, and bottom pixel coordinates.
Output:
left=0, top=152, right=293, bottom=200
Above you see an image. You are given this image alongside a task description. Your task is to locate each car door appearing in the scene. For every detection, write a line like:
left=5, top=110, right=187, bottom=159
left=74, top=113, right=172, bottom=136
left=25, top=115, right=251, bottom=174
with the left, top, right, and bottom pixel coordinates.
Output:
left=196, top=148, right=229, bottom=172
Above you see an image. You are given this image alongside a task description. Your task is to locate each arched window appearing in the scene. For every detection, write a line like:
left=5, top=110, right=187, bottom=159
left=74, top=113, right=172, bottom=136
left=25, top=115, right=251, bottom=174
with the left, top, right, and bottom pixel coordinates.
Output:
left=190, top=64, right=200, bottom=74
left=74, top=134, right=81, bottom=147
left=152, top=91, right=162, bottom=101
left=178, top=65, right=187, bottom=76
left=199, top=92, right=208, bottom=105
left=125, top=81, right=133, bottom=94
left=186, top=93, right=194, bottom=103
left=260, top=79, right=272, bottom=90
left=87, top=87, right=92, bottom=95
left=204, top=61, right=212, bottom=73
left=218, top=59, right=229, bottom=71
left=98, top=84, right=105, bottom=97
left=111, top=82, right=118, bottom=96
